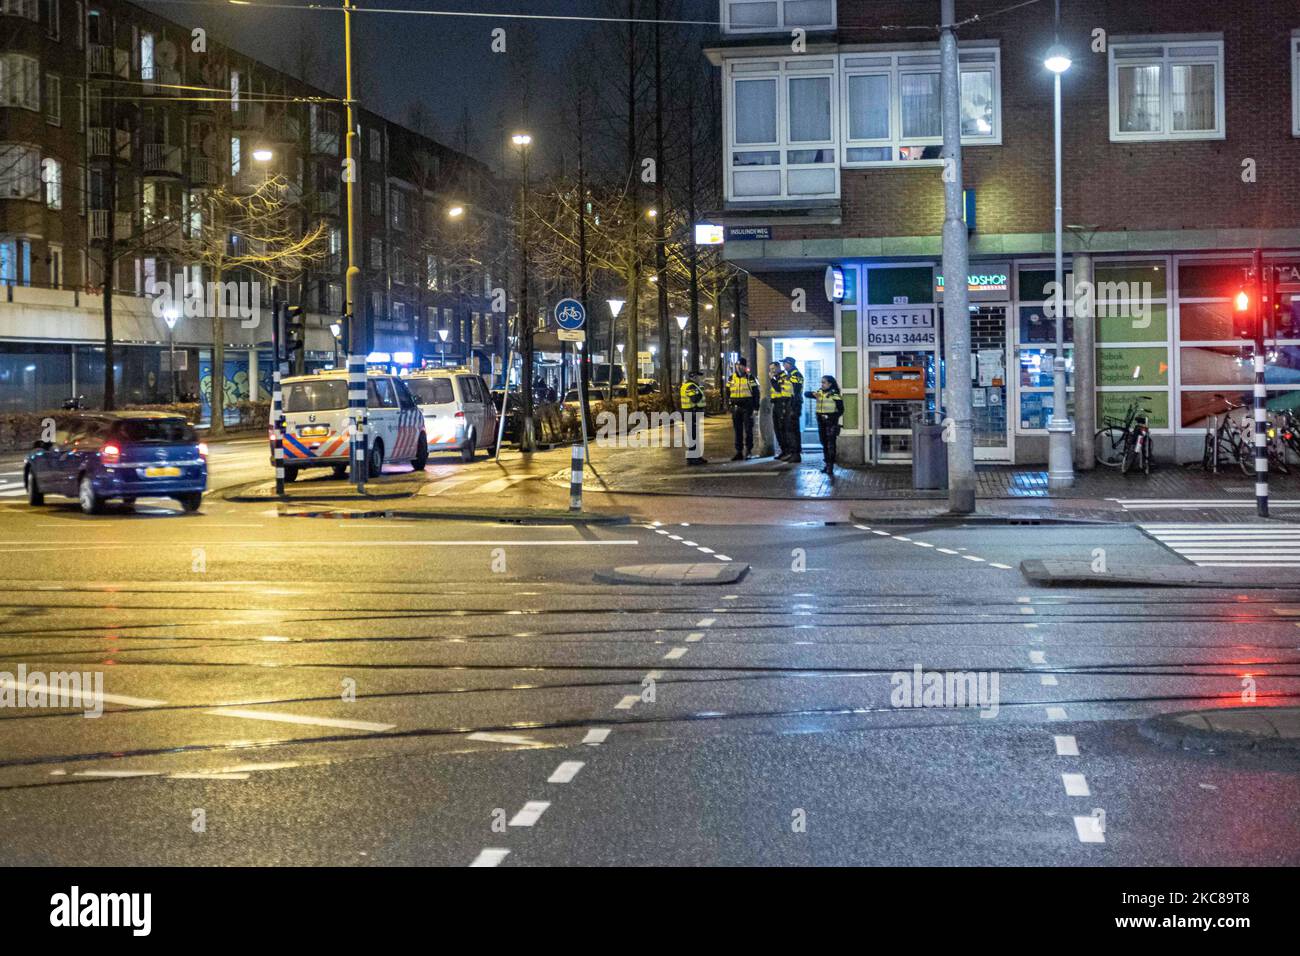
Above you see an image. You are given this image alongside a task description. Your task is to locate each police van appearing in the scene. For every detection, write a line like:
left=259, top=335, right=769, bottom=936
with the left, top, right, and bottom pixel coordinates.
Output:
left=276, top=370, right=428, bottom=481
left=403, top=368, right=498, bottom=462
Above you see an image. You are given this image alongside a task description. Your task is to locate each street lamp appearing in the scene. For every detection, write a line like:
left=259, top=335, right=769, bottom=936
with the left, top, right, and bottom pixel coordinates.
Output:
left=512, top=131, right=535, bottom=450
left=606, top=299, right=625, bottom=399
left=675, top=315, right=689, bottom=378
left=447, top=204, right=465, bottom=219
left=1045, top=27, right=1074, bottom=489
left=438, top=326, right=449, bottom=366
left=252, top=147, right=273, bottom=163
left=329, top=321, right=342, bottom=367
left=163, top=308, right=180, bottom=403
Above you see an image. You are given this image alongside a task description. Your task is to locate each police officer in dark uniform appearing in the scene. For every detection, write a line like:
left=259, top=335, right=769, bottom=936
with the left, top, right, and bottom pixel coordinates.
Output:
left=780, top=357, right=804, bottom=462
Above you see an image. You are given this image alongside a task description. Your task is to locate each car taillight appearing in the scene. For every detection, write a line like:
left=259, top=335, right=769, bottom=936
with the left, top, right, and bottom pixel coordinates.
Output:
left=101, top=444, right=120, bottom=464
left=198, top=442, right=209, bottom=458
left=455, top=411, right=465, bottom=418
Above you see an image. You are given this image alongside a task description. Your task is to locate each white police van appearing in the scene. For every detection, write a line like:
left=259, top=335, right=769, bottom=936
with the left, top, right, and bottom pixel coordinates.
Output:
left=403, top=368, right=498, bottom=462
left=276, top=370, right=427, bottom=481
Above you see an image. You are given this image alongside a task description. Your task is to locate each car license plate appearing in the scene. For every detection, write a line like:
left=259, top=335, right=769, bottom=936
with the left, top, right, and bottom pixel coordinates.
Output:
left=145, top=466, right=181, bottom=478
left=300, top=426, right=329, bottom=437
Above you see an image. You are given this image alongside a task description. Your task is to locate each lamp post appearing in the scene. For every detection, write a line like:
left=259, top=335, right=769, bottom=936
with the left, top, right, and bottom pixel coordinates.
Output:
left=675, top=314, right=688, bottom=384
left=1045, top=28, right=1074, bottom=490
left=330, top=322, right=341, bottom=368
left=607, top=298, right=625, bottom=400
left=163, top=309, right=179, bottom=403
left=438, top=326, right=449, bottom=367
left=512, top=132, right=535, bottom=451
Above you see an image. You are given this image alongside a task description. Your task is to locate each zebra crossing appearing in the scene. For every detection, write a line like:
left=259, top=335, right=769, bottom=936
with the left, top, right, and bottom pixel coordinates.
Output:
left=0, top=472, right=25, bottom=498
left=1141, top=523, right=1300, bottom=567
left=416, top=468, right=552, bottom=498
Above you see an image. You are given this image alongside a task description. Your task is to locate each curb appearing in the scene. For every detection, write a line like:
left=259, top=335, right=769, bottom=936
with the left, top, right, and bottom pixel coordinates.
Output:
left=849, top=511, right=1120, bottom=527
left=1019, top=558, right=1297, bottom=589
left=1139, top=707, right=1300, bottom=755
left=277, top=507, right=631, bottom=525
left=593, top=562, right=749, bottom=586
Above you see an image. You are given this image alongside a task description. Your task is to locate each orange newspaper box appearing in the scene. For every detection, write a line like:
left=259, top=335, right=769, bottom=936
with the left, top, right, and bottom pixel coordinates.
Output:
left=868, top=367, right=925, bottom=401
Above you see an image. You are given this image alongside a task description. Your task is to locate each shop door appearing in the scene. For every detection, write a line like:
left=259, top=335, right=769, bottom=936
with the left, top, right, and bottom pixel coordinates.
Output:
left=970, top=305, right=1012, bottom=462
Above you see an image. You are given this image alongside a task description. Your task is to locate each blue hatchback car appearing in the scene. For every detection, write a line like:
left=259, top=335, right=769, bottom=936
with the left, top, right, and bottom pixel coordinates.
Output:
left=24, top=412, right=208, bottom=514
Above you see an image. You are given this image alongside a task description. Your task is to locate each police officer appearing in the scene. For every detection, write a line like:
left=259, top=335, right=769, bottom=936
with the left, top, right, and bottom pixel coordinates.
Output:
left=769, top=362, right=791, bottom=460
left=780, top=357, right=804, bottom=463
left=679, top=372, right=708, bottom=465
left=804, top=375, right=845, bottom=476
left=727, top=357, right=759, bottom=460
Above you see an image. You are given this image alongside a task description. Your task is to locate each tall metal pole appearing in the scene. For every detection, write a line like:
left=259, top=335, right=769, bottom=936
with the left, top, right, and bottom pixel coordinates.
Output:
left=344, top=0, right=366, bottom=492
left=1046, top=0, right=1074, bottom=489
left=939, top=0, right=974, bottom=513
left=1252, top=248, right=1269, bottom=517
left=517, top=140, right=535, bottom=452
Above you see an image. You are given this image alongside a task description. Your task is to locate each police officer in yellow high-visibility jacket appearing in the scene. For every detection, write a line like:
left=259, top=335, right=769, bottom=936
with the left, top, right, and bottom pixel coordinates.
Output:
left=679, top=373, right=708, bottom=465
left=769, top=362, right=792, bottom=459
left=780, top=357, right=804, bottom=462
left=804, top=374, right=846, bottom=477
left=727, top=358, right=760, bottom=460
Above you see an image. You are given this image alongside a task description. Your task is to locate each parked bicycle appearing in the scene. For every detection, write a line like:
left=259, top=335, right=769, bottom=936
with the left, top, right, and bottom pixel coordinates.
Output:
left=1276, top=408, right=1300, bottom=465
left=1095, top=395, right=1153, bottom=475
left=1201, top=395, right=1252, bottom=475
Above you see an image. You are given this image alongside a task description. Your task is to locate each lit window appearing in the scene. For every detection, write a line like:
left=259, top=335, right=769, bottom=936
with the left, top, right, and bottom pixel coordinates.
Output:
left=0, top=143, right=40, bottom=199
left=0, top=54, right=40, bottom=111
left=43, top=73, right=60, bottom=125
left=1109, top=38, right=1225, bottom=142
left=41, top=156, right=61, bottom=209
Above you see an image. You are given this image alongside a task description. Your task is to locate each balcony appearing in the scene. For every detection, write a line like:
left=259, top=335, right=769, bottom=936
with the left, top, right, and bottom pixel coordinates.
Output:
left=88, top=127, right=132, bottom=162
left=89, top=210, right=135, bottom=241
left=231, top=103, right=266, bottom=131
left=142, top=143, right=183, bottom=177
left=189, top=155, right=221, bottom=187
left=88, top=44, right=129, bottom=78
left=141, top=67, right=182, bottom=96
left=140, top=217, right=185, bottom=250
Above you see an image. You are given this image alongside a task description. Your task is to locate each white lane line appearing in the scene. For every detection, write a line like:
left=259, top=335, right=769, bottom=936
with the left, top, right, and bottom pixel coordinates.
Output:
left=989, top=563, right=1013, bottom=569
left=696, top=547, right=715, bottom=554
left=1062, top=773, right=1091, bottom=797
left=1040, top=674, right=1059, bottom=686
left=73, top=770, right=160, bottom=779
left=470, top=848, right=510, bottom=867
left=663, top=646, right=688, bottom=660
left=419, top=475, right=482, bottom=497
left=467, top=732, right=543, bottom=746
left=508, top=800, right=550, bottom=827
left=205, top=708, right=395, bottom=732
left=871, top=530, right=891, bottom=536
left=1017, top=597, right=1032, bottom=603
left=547, top=761, right=585, bottom=784
left=713, top=554, right=732, bottom=562
left=614, top=695, right=638, bottom=710
left=936, top=547, right=959, bottom=555
left=696, top=617, right=716, bottom=628
left=1046, top=706, right=1068, bottom=721
left=1029, top=651, right=1046, bottom=664
left=1073, top=815, right=1106, bottom=843
left=667, top=534, right=682, bottom=541
left=582, top=728, right=610, bottom=746
left=0, top=540, right=640, bottom=553
left=0, top=678, right=166, bottom=709
left=685, top=632, right=705, bottom=642
left=962, top=554, right=985, bottom=563
left=912, top=541, right=934, bottom=548
left=893, top=535, right=911, bottom=542
left=682, top=541, right=698, bottom=547
left=1054, top=734, right=1079, bottom=756
left=167, top=772, right=251, bottom=780
left=1020, top=606, right=1037, bottom=615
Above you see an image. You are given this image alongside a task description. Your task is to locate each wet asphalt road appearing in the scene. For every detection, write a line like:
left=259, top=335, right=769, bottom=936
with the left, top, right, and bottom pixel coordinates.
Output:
left=0, top=484, right=1297, bottom=866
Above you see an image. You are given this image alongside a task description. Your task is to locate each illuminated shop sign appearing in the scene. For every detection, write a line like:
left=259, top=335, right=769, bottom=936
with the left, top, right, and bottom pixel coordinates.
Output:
left=935, top=272, right=1010, bottom=295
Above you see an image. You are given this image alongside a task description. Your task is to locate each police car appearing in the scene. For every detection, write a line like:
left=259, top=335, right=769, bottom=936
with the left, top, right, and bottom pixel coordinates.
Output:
left=276, top=370, right=427, bottom=481
left=404, top=368, right=498, bottom=462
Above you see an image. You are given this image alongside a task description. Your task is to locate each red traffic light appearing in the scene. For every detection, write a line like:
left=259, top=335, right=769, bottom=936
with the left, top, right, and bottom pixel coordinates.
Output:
left=1234, top=289, right=1251, bottom=312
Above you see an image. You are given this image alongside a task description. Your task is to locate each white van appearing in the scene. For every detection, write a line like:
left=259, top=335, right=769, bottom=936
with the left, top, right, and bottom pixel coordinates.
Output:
left=276, top=370, right=428, bottom=480
left=404, top=368, right=498, bottom=462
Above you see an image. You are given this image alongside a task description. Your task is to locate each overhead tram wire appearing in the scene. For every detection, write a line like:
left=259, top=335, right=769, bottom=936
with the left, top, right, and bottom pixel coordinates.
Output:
left=141, top=0, right=723, bottom=26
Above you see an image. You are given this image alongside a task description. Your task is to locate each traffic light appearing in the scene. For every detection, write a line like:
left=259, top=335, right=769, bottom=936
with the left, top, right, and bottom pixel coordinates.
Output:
left=285, top=305, right=306, bottom=358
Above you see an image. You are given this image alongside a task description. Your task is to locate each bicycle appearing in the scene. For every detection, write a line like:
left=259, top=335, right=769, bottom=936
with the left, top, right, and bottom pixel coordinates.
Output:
left=1201, top=396, right=1250, bottom=474
left=1271, top=408, right=1299, bottom=469
left=1095, top=396, right=1153, bottom=475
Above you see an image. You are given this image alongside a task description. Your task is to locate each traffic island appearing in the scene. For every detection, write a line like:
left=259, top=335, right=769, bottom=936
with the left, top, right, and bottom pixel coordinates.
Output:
left=1020, top=558, right=1298, bottom=589
left=222, top=475, right=424, bottom=503
left=594, top=562, right=749, bottom=586
left=1140, top=707, right=1300, bottom=755
left=276, top=504, right=630, bottom=525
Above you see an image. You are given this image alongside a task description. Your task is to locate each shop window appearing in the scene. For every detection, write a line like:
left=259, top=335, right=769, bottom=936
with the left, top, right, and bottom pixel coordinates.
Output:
left=1109, top=38, right=1225, bottom=142
left=1098, top=346, right=1169, bottom=388
left=1101, top=392, right=1169, bottom=430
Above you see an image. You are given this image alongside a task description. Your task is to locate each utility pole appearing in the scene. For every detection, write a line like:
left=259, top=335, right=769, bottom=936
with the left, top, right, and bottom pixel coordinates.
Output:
left=653, top=0, right=671, bottom=402
left=343, top=0, right=367, bottom=492
left=514, top=134, right=535, bottom=451
left=939, top=0, right=975, bottom=514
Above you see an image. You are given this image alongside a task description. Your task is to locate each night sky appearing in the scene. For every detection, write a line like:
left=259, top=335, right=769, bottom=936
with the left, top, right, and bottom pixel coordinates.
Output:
left=140, top=1, right=721, bottom=172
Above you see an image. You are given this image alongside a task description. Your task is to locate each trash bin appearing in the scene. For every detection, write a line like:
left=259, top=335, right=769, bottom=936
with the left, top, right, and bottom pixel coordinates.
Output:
left=911, top=414, right=949, bottom=490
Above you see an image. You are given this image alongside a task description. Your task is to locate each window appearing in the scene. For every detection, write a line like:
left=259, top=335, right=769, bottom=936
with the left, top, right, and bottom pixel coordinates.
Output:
left=726, top=57, right=838, bottom=201
left=2, top=0, right=38, bottom=21
left=427, top=254, right=439, bottom=291
left=392, top=249, right=407, bottom=284
left=369, top=290, right=383, bottom=318
left=369, top=128, right=381, bottom=161
left=74, top=1, right=83, bottom=48
left=1293, top=32, right=1300, bottom=137
left=369, top=181, right=381, bottom=214
left=0, top=144, right=40, bottom=199
left=1109, top=38, right=1224, bottom=141
left=723, top=0, right=833, bottom=33
left=230, top=70, right=240, bottom=112
left=390, top=188, right=405, bottom=230
left=41, top=157, right=61, bottom=209
left=0, top=54, right=40, bottom=111
left=369, top=237, right=383, bottom=269
left=48, top=243, right=62, bottom=288
left=230, top=136, right=241, bottom=175
left=42, top=0, right=57, bottom=37
left=393, top=301, right=407, bottom=323
left=43, top=73, right=60, bottom=125
left=841, top=48, right=1001, bottom=165
left=77, top=82, right=84, bottom=131
left=140, top=32, right=155, bottom=81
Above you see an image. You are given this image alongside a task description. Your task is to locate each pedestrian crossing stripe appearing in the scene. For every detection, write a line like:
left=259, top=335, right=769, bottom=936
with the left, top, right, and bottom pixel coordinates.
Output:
left=1141, top=523, right=1300, bottom=568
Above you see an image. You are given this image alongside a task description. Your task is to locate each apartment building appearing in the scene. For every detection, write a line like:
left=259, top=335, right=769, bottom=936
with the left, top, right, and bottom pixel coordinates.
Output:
left=0, top=0, right=509, bottom=415
left=706, top=0, right=1300, bottom=464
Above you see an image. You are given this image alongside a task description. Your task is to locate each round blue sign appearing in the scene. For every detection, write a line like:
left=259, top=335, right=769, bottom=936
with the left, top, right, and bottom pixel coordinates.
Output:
left=554, top=298, right=586, bottom=330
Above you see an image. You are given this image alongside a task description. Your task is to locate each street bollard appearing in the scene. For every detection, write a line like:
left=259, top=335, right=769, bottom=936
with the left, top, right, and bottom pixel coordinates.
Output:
left=347, top=354, right=367, bottom=493
left=569, top=441, right=584, bottom=512
left=271, top=363, right=285, bottom=497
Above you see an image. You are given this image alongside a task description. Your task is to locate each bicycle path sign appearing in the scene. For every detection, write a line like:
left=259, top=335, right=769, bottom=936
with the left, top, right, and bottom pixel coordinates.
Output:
left=554, top=298, right=586, bottom=331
